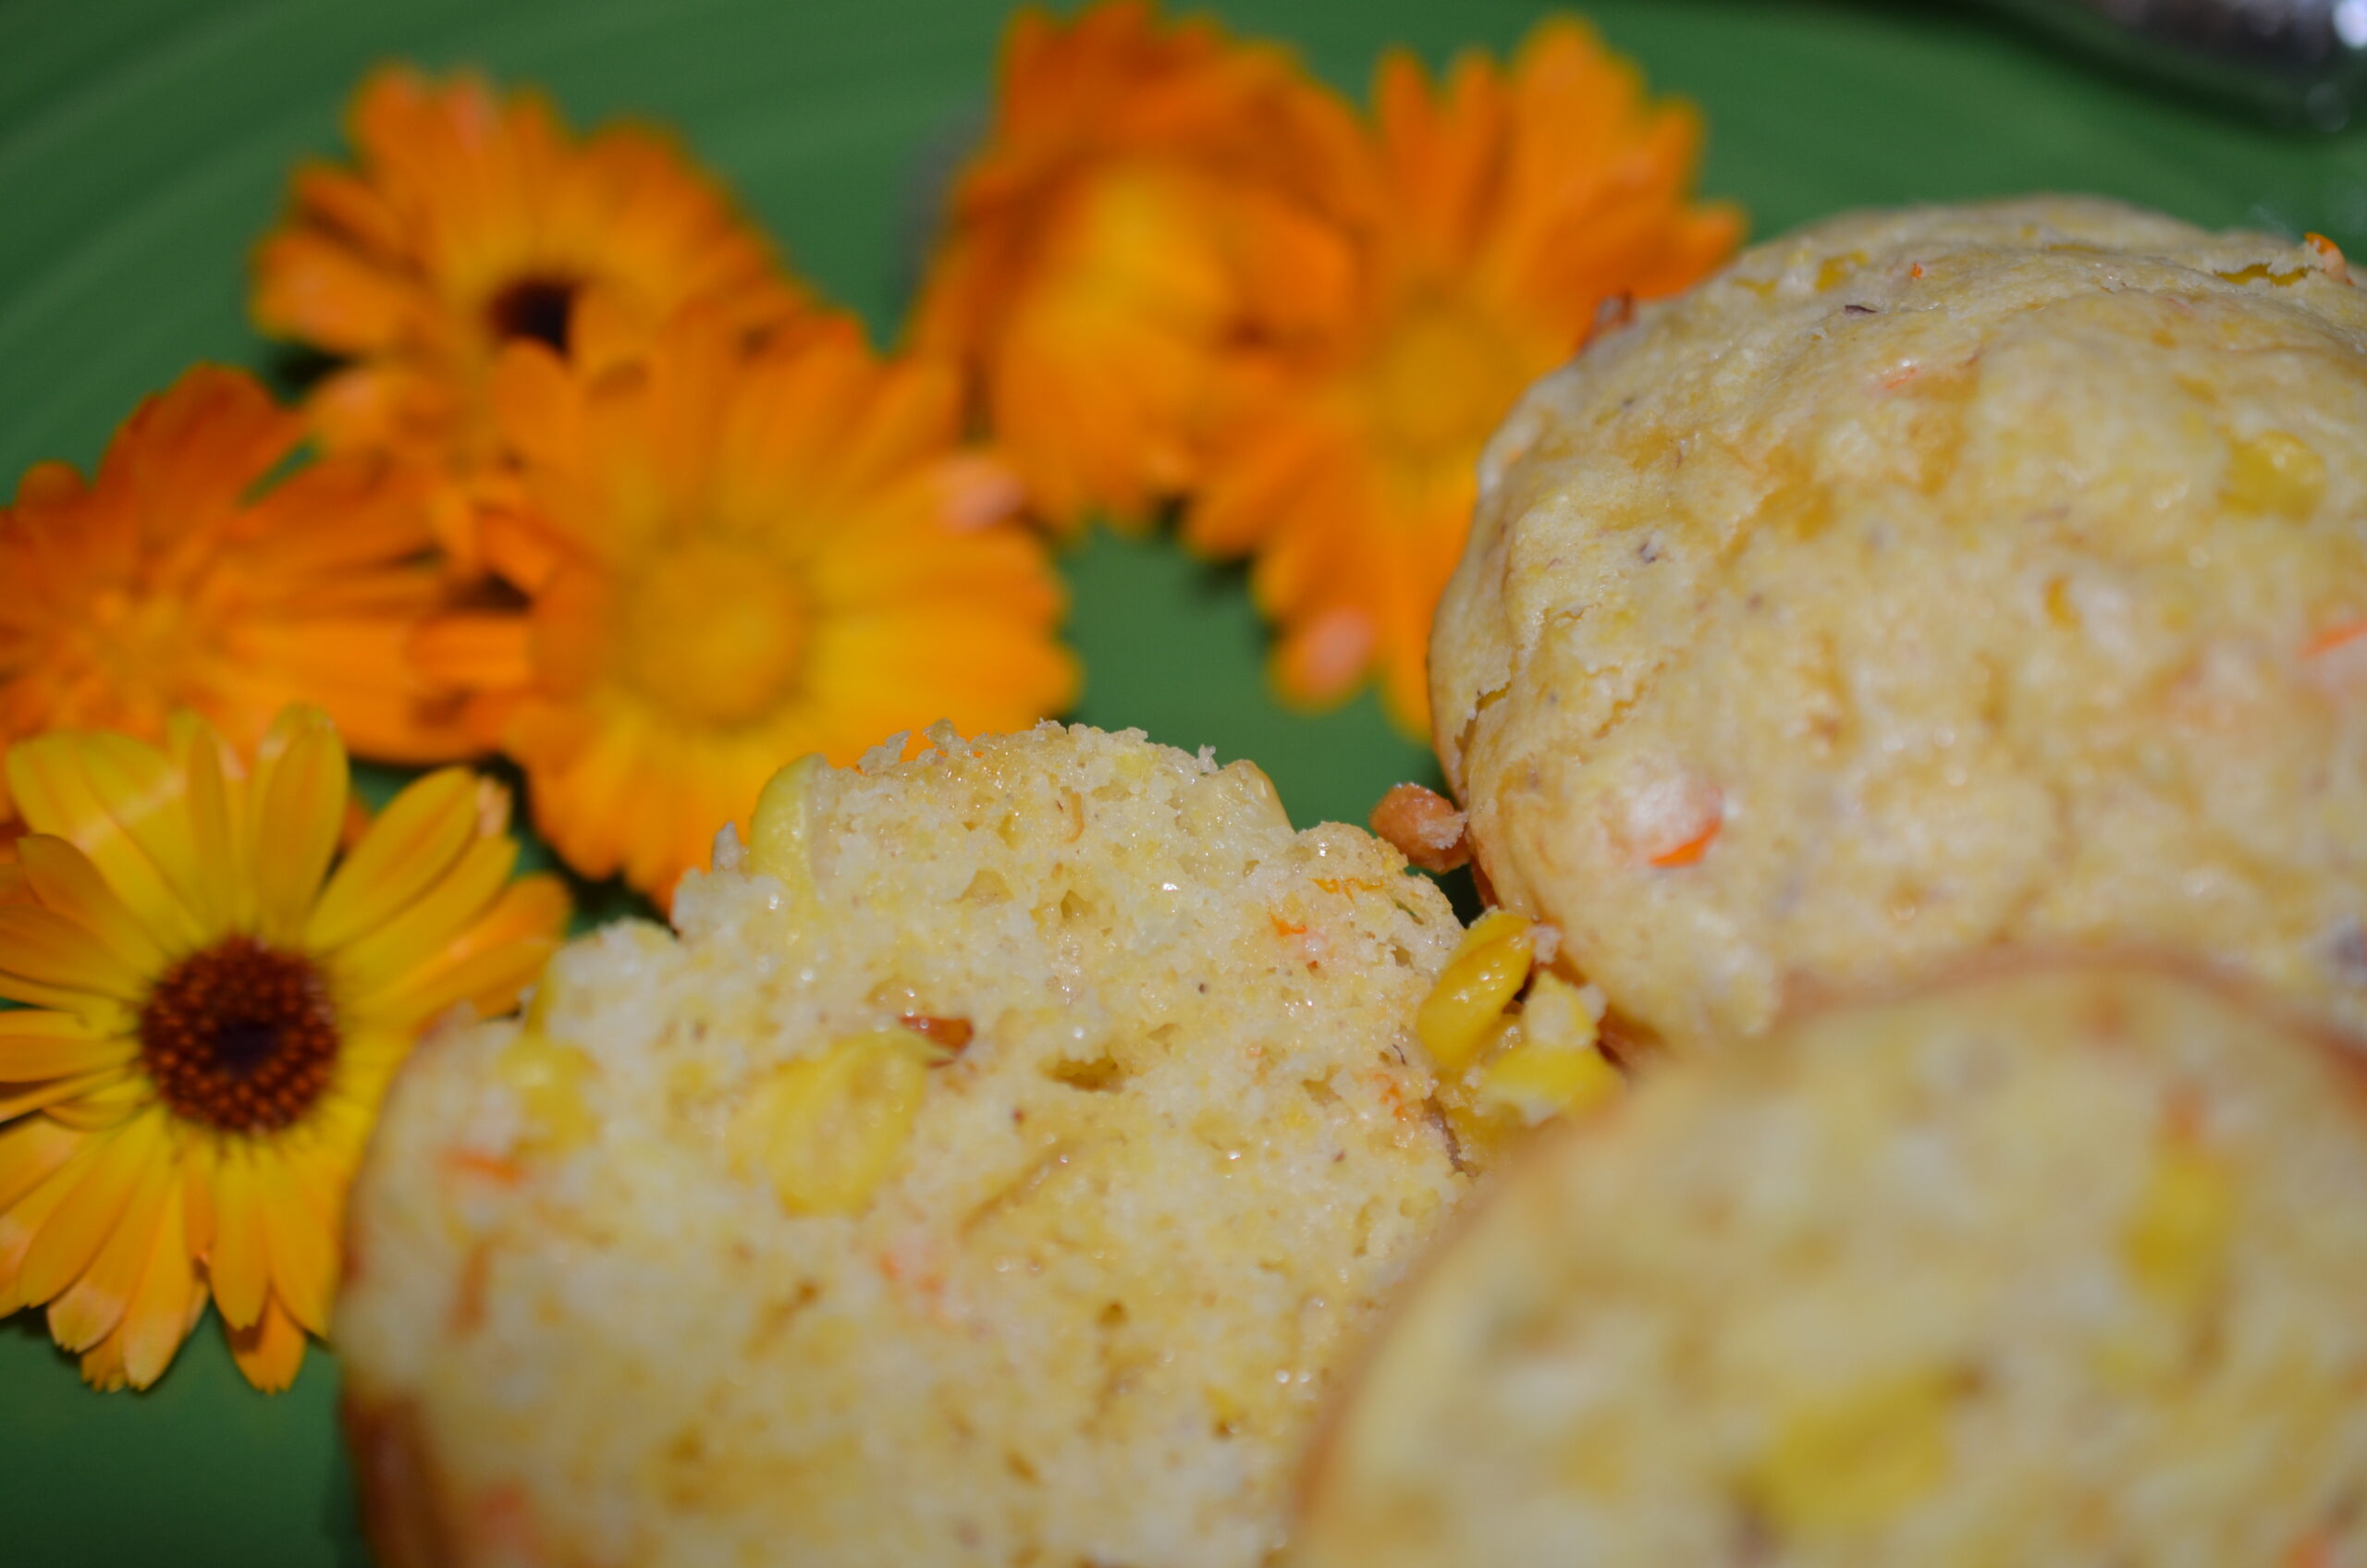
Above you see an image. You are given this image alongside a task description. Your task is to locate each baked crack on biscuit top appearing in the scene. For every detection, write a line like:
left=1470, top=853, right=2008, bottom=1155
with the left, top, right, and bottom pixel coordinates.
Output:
left=337, top=721, right=1471, bottom=1568
left=1431, top=196, right=2367, bottom=1053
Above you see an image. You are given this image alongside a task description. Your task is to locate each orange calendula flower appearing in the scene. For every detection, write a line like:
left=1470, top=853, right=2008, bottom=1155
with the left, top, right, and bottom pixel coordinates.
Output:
left=0, top=705, right=567, bottom=1391
left=413, top=299, right=1079, bottom=909
left=913, top=0, right=1369, bottom=532
left=0, top=365, right=469, bottom=836
left=252, top=65, right=804, bottom=569
left=1185, top=18, right=1743, bottom=733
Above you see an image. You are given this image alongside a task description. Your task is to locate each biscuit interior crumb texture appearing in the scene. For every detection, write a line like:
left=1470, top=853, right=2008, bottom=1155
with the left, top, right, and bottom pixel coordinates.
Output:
left=338, top=722, right=1469, bottom=1568
left=1294, top=962, right=2367, bottom=1568
left=1432, top=197, right=2367, bottom=1051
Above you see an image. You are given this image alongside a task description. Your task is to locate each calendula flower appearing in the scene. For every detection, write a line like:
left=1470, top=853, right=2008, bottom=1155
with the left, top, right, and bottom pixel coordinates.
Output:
left=252, top=65, right=804, bottom=569
left=0, top=365, right=469, bottom=839
left=912, top=0, right=1368, bottom=532
left=413, top=299, right=1078, bottom=909
left=0, top=706, right=567, bottom=1391
left=1185, top=18, right=1743, bottom=733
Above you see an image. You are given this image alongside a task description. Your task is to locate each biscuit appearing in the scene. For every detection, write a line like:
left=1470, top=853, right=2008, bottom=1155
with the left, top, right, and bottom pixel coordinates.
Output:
left=338, top=722, right=1470, bottom=1568
left=1432, top=198, right=2367, bottom=1050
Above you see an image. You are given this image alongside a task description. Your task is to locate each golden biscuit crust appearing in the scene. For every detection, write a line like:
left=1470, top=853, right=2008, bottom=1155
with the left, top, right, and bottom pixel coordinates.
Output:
left=1433, top=197, right=2367, bottom=1051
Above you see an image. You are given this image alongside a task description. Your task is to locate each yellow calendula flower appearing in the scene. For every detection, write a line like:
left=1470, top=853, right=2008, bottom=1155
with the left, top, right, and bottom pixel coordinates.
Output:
left=251, top=65, right=806, bottom=570
left=1187, top=18, right=1743, bottom=733
left=0, top=706, right=567, bottom=1391
left=412, top=299, right=1079, bottom=910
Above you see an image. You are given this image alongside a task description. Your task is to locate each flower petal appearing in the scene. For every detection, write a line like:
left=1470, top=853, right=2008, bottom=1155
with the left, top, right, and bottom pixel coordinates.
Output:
left=307, top=767, right=481, bottom=953
left=227, top=1290, right=308, bottom=1393
left=72, top=730, right=221, bottom=943
left=13, top=834, right=169, bottom=976
left=35, top=1072, right=151, bottom=1131
left=0, top=1136, right=92, bottom=1314
left=0, top=1009, right=138, bottom=1082
left=6, top=730, right=207, bottom=953
left=0, top=1116, right=85, bottom=1211
left=116, top=1180, right=198, bottom=1389
left=335, top=835, right=518, bottom=1007
left=0, top=900, right=144, bottom=1009
left=15, top=1110, right=162, bottom=1307
left=169, top=710, right=249, bottom=934
left=358, top=874, right=569, bottom=1032
left=250, top=708, right=350, bottom=946
left=258, top=1158, right=337, bottom=1338
left=0, top=1066, right=134, bottom=1124
left=206, top=1142, right=270, bottom=1330
left=46, top=1147, right=172, bottom=1352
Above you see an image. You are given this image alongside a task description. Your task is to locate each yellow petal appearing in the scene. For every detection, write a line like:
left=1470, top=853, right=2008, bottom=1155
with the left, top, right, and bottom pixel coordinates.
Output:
left=74, top=731, right=215, bottom=941
left=206, top=1142, right=269, bottom=1330
left=335, top=835, right=517, bottom=1005
left=227, top=1291, right=307, bottom=1393
left=0, top=1140, right=92, bottom=1314
left=37, top=1072, right=151, bottom=1131
left=180, top=1140, right=216, bottom=1258
left=257, top=1154, right=337, bottom=1338
left=0, top=1066, right=136, bottom=1123
left=306, top=767, right=480, bottom=953
left=47, top=1147, right=171, bottom=1352
left=167, top=711, right=247, bottom=933
left=0, top=1010, right=137, bottom=1082
left=16, top=1111, right=162, bottom=1306
left=117, top=1181, right=197, bottom=1389
left=14, top=836, right=169, bottom=976
left=355, top=873, right=566, bottom=1035
left=77, top=1325, right=130, bottom=1391
left=5, top=732, right=205, bottom=954
left=250, top=711, right=350, bottom=946
left=0, top=1116, right=85, bottom=1211
left=0, top=904, right=147, bottom=1008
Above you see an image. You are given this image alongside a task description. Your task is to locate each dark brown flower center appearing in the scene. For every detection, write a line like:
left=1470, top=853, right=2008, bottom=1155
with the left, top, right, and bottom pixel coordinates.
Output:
left=139, top=937, right=338, bottom=1133
left=486, top=275, right=579, bottom=353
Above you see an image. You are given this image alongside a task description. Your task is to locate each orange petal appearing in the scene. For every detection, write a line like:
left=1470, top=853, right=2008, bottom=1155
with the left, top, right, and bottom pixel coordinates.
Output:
left=226, top=1290, right=308, bottom=1393
left=411, top=613, right=536, bottom=695
left=487, top=341, right=583, bottom=468
left=251, top=229, right=420, bottom=352
left=1271, top=606, right=1377, bottom=709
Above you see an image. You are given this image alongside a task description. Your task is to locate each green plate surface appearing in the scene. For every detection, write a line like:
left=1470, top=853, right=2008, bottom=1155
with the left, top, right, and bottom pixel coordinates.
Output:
left=4, top=0, right=2365, bottom=1561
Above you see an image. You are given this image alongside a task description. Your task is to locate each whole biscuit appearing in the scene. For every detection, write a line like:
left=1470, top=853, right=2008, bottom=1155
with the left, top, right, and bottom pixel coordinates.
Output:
left=1432, top=197, right=2367, bottom=1051
left=1294, top=960, right=2367, bottom=1566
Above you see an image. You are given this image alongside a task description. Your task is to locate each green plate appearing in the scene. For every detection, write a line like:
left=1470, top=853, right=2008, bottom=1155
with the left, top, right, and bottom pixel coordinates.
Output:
left=5, top=1, right=2364, bottom=1562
